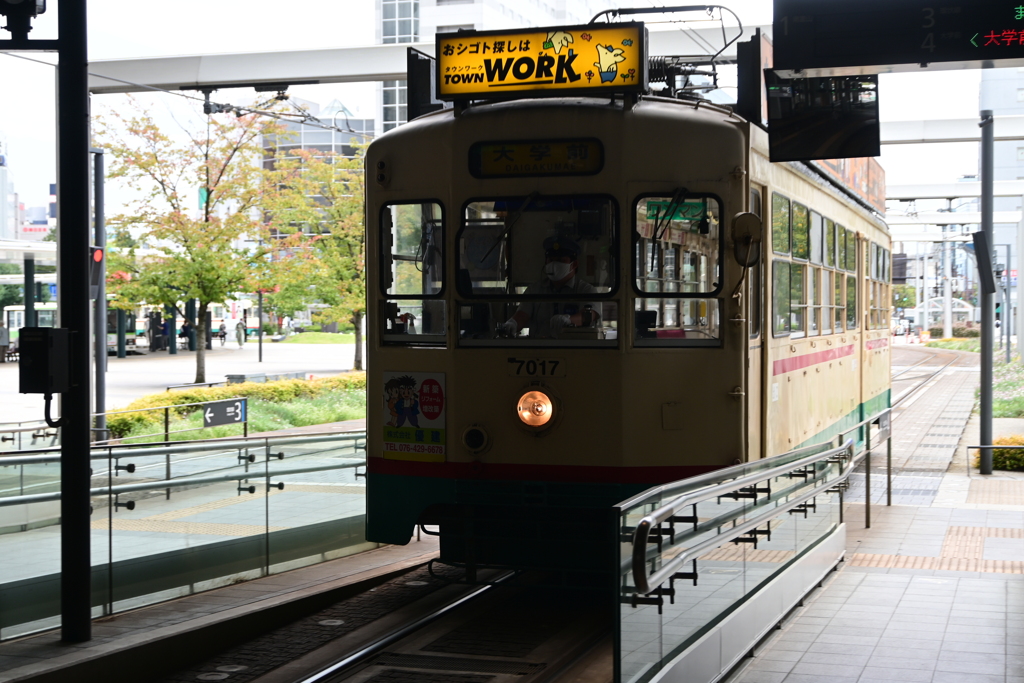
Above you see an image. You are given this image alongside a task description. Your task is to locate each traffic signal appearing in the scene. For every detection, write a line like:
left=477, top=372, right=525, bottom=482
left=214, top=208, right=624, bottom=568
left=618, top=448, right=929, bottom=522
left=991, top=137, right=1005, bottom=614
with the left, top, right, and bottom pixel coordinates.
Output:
left=0, top=0, right=46, bottom=40
left=996, top=302, right=1002, bottom=321
left=90, top=246, right=104, bottom=299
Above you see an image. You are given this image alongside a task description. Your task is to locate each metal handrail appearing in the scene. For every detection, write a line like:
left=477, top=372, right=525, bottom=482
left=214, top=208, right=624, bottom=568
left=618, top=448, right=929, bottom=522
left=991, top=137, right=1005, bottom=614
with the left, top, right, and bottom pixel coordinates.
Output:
left=0, top=458, right=366, bottom=508
left=616, top=439, right=837, bottom=512
left=836, top=408, right=891, bottom=442
left=0, top=431, right=366, bottom=462
left=630, top=439, right=853, bottom=596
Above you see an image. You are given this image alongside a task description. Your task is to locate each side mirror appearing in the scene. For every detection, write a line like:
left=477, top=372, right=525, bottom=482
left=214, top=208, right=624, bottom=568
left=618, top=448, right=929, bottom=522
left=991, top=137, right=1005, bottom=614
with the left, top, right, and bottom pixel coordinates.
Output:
left=731, top=212, right=762, bottom=267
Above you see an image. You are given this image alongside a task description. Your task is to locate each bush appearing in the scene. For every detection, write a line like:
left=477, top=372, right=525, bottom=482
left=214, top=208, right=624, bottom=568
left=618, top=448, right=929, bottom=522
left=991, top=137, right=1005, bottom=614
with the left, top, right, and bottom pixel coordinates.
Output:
left=106, top=372, right=366, bottom=438
left=973, top=434, right=1024, bottom=471
left=928, top=326, right=980, bottom=338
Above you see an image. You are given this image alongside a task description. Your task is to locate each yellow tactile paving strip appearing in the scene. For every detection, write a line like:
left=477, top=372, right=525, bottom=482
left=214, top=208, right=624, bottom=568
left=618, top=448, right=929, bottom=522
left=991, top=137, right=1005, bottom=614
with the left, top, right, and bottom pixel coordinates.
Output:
left=846, top=525, right=1024, bottom=574
left=89, top=519, right=287, bottom=536
left=847, top=554, right=1024, bottom=574
left=966, top=479, right=1024, bottom=505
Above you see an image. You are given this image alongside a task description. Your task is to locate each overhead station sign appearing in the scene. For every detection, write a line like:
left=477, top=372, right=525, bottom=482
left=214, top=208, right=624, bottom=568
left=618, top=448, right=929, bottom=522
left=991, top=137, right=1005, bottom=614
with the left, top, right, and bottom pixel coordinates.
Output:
left=774, top=0, right=1024, bottom=77
left=436, top=23, right=646, bottom=100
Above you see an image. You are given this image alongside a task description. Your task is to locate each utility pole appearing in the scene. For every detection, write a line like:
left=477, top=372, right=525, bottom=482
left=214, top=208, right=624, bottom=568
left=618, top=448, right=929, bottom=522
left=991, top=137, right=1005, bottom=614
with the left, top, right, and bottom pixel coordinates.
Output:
left=980, top=110, right=995, bottom=476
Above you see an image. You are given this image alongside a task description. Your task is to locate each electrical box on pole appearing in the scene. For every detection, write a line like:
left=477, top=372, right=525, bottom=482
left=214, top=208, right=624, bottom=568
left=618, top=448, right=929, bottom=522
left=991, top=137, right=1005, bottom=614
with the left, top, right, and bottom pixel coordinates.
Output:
left=19, top=327, right=70, bottom=394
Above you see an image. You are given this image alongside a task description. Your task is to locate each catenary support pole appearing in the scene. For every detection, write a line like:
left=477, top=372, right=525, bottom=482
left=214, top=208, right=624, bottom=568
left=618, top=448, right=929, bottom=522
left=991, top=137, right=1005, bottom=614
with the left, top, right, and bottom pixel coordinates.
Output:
left=1006, top=244, right=1012, bottom=364
left=981, top=110, right=994, bottom=476
left=59, top=0, right=93, bottom=642
left=116, top=308, right=126, bottom=358
left=92, top=149, right=106, bottom=442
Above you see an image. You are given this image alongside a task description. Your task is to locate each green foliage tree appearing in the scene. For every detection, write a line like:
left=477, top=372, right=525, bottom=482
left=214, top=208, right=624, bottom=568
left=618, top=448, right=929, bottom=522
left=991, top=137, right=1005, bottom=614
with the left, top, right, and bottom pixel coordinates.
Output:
left=892, top=284, right=916, bottom=309
left=97, top=103, right=297, bottom=383
left=264, top=147, right=366, bottom=369
left=0, top=263, right=22, bottom=310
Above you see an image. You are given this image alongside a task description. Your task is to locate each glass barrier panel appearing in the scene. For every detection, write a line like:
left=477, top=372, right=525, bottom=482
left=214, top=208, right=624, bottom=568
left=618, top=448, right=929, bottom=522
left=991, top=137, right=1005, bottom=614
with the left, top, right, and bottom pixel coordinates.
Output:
left=617, top=453, right=846, bottom=681
left=619, top=499, right=664, bottom=683
left=266, top=435, right=374, bottom=574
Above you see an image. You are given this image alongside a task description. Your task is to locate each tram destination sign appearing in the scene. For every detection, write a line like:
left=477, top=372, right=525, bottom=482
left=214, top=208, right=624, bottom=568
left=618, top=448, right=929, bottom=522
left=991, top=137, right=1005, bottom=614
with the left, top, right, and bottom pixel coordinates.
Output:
left=435, top=23, right=646, bottom=101
left=203, top=398, right=247, bottom=428
left=773, top=0, right=1024, bottom=76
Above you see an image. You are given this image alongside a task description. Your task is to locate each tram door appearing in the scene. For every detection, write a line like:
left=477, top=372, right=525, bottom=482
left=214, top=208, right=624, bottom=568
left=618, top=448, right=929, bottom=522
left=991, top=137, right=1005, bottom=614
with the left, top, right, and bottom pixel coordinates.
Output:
left=747, top=186, right=765, bottom=460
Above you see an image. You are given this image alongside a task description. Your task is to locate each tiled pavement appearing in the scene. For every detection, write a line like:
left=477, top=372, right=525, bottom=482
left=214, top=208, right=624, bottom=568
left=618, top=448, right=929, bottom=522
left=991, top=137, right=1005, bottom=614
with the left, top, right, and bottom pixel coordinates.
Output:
left=731, top=354, right=1024, bottom=683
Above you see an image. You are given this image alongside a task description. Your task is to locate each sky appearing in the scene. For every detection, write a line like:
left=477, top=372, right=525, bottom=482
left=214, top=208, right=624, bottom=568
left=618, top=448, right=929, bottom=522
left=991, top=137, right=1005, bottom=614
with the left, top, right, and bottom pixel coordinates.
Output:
left=0, top=0, right=991, bottom=209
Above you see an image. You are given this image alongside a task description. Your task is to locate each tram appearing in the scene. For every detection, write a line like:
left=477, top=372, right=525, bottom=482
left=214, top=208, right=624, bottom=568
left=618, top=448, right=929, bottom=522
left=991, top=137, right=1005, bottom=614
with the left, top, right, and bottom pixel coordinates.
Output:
left=364, top=21, right=891, bottom=571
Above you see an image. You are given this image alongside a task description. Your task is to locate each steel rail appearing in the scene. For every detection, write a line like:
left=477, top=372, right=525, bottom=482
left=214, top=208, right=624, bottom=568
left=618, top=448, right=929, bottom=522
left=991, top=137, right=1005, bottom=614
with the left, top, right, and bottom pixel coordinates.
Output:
left=631, top=440, right=853, bottom=596
left=300, top=573, right=516, bottom=683
left=890, top=356, right=932, bottom=380
left=891, top=354, right=959, bottom=412
left=0, top=459, right=366, bottom=508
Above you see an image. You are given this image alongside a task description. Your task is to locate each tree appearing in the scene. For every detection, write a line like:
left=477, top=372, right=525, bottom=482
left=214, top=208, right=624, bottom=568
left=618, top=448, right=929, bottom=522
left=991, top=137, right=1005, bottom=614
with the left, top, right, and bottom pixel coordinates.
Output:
left=892, top=284, right=916, bottom=310
left=264, top=147, right=366, bottom=369
left=98, top=103, right=295, bottom=383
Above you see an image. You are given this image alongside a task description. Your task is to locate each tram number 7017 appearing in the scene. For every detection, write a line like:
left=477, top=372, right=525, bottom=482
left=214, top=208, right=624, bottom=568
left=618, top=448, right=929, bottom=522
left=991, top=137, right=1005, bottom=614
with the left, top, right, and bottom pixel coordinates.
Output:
left=507, top=358, right=565, bottom=377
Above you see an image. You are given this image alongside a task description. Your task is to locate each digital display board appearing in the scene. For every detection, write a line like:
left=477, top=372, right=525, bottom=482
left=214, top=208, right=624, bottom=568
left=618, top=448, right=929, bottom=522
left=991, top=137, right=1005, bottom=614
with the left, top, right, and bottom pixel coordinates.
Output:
left=774, top=0, right=1024, bottom=76
left=436, top=23, right=646, bottom=100
left=468, top=139, right=603, bottom=178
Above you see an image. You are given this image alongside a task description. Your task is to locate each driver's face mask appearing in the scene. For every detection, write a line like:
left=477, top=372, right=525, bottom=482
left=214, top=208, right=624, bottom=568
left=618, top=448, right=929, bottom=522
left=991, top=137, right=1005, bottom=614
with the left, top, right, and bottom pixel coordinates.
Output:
left=544, top=261, right=574, bottom=281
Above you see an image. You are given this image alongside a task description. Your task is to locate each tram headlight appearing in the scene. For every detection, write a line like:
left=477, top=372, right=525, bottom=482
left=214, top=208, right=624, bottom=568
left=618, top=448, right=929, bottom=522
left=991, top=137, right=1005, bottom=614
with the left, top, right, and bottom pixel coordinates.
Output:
left=517, top=390, right=554, bottom=427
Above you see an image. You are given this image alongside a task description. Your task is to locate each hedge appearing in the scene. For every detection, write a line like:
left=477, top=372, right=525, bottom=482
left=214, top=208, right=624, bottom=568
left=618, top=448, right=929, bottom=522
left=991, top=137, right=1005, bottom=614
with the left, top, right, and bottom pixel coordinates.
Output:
left=106, top=372, right=366, bottom=438
left=928, top=327, right=980, bottom=338
left=973, top=434, right=1024, bottom=471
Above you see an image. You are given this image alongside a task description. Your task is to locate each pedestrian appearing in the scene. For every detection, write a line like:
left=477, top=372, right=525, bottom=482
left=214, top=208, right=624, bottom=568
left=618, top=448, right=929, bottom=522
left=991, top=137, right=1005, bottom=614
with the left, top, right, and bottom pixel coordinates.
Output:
left=236, top=319, right=247, bottom=348
left=0, top=321, right=8, bottom=363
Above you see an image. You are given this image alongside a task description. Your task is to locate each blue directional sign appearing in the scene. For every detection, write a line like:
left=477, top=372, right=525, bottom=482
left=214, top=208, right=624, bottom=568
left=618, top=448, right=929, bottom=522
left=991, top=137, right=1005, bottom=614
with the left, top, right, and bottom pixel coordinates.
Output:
left=203, top=398, right=247, bottom=428
left=48, top=284, right=57, bottom=298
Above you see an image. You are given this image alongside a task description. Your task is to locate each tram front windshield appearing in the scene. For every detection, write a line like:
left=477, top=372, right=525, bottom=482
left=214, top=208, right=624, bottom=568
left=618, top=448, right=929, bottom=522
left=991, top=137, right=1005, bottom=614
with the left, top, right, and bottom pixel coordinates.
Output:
left=457, top=196, right=617, bottom=346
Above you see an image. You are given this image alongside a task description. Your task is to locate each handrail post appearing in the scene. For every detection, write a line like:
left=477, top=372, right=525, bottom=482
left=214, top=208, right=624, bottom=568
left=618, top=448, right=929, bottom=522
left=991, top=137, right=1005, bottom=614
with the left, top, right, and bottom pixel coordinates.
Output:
left=865, top=426, right=872, bottom=529
left=886, top=435, right=892, bottom=507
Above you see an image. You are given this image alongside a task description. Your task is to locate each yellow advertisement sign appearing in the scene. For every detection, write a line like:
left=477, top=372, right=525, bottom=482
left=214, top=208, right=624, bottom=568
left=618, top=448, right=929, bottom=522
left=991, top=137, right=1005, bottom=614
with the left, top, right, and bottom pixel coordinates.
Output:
left=436, top=23, right=646, bottom=100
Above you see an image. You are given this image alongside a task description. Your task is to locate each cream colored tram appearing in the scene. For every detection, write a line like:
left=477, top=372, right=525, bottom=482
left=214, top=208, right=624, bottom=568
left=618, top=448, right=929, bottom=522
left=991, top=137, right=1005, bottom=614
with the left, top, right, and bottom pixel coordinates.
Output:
left=364, top=31, right=890, bottom=570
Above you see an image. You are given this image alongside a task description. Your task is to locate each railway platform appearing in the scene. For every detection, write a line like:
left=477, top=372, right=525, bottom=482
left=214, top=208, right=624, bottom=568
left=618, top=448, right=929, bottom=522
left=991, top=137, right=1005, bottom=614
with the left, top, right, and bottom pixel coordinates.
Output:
left=0, top=346, right=1005, bottom=683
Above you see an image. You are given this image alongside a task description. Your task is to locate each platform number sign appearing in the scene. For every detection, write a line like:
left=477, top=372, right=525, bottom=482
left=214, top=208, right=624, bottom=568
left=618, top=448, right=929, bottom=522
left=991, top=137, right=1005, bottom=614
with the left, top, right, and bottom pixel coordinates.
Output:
left=203, top=398, right=247, bottom=428
left=382, top=372, right=446, bottom=462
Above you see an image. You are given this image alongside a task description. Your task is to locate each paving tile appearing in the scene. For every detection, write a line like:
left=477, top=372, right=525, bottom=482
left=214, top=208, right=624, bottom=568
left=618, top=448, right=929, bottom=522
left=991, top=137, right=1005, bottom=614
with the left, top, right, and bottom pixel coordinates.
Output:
left=735, top=670, right=787, bottom=683
left=858, top=666, right=934, bottom=682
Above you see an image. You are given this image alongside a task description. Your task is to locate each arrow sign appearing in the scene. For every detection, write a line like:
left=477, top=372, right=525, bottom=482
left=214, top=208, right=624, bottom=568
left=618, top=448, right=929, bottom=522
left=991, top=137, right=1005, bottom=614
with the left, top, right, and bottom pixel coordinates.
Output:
left=203, top=398, right=248, bottom=428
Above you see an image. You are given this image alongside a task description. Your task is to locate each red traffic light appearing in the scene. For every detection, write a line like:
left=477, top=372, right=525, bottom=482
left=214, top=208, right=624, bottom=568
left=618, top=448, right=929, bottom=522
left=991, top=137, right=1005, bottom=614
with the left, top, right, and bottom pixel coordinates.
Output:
left=91, top=247, right=104, bottom=263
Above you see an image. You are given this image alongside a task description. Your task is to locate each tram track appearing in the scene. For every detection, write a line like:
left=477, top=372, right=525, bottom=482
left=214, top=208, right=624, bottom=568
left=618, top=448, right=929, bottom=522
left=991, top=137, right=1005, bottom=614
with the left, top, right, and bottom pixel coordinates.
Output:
left=890, top=346, right=968, bottom=421
left=293, top=570, right=612, bottom=683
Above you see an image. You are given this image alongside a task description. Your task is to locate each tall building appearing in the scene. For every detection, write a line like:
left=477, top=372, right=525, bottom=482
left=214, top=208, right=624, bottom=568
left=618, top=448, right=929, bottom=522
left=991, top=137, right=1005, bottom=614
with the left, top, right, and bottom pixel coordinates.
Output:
left=0, top=133, right=14, bottom=241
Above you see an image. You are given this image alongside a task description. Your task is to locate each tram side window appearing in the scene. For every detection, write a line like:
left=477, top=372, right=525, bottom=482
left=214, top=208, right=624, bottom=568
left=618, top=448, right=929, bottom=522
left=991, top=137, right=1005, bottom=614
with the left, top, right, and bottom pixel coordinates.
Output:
left=808, top=266, right=820, bottom=336
left=381, top=202, right=446, bottom=345
left=792, top=203, right=810, bottom=261
left=809, top=212, right=823, bottom=265
left=750, top=188, right=762, bottom=339
left=834, top=273, right=845, bottom=332
left=773, top=261, right=790, bottom=336
left=790, top=263, right=806, bottom=338
left=771, top=193, right=790, bottom=255
left=825, top=219, right=836, bottom=268
left=846, top=269, right=858, bottom=329
left=634, top=194, right=722, bottom=346
left=844, top=228, right=856, bottom=271
left=457, top=196, right=618, bottom=347
left=821, top=269, right=833, bottom=335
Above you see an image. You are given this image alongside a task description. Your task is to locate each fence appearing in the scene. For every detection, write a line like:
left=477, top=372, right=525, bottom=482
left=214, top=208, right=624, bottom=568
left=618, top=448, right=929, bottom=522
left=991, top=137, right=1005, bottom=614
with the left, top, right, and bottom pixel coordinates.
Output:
left=0, top=431, right=368, bottom=640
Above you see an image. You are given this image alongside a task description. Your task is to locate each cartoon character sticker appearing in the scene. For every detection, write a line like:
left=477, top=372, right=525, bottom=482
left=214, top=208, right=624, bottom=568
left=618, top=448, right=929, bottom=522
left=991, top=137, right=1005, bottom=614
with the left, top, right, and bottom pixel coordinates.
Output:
left=594, top=44, right=626, bottom=83
left=543, top=30, right=574, bottom=53
left=382, top=372, right=446, bottom=462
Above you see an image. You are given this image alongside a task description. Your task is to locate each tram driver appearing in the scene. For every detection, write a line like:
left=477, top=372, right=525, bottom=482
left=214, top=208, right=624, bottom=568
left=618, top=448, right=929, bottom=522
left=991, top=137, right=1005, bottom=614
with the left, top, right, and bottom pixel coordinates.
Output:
left=502, top=236, right=601, bottom=339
